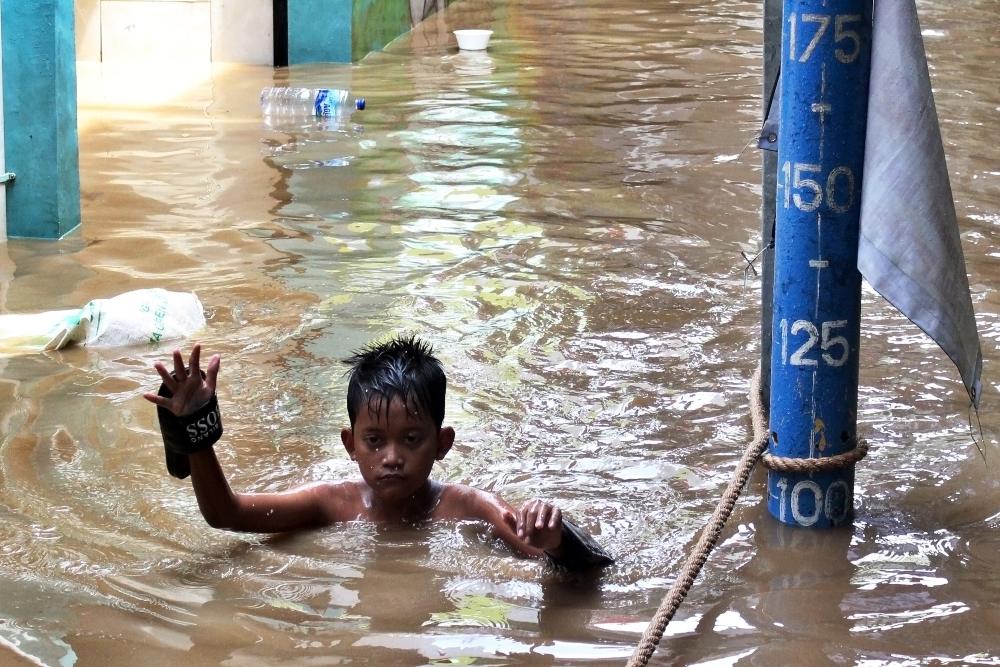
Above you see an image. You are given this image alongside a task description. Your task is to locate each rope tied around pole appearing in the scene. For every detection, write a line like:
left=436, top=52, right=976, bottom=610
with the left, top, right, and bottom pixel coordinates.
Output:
left=761, top=440, right=869, bottom=473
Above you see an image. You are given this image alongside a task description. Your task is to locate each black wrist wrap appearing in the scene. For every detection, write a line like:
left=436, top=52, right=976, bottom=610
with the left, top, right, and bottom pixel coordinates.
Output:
left=545, top=519, right=615, bottom=570
left=156, top=371, right=223, bottom=479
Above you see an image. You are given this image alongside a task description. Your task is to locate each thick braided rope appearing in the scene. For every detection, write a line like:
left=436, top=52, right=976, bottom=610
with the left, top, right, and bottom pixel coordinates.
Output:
left=762, top=440, right=869, bottom=473
left=627, top=367, right=769, bottom=667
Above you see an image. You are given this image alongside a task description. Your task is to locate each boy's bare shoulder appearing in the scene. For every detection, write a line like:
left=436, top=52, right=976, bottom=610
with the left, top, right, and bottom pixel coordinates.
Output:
left=306, top=479, right=368, bottom=522
left=435, top=483, right=514, bottom=522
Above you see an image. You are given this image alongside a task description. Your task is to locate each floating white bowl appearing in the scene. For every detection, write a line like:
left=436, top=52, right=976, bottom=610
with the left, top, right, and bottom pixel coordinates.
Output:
left=454, top=29, right=493, bottom=51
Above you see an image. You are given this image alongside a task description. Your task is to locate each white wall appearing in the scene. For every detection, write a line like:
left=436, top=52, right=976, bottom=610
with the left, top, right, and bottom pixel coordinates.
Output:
left=75, top=0, right=273, bottom=64
left=102, top=1, right=212, bottom=62
left=76, top=0, right=102, bottom=61
left=212, top=0, right=273, bottom=64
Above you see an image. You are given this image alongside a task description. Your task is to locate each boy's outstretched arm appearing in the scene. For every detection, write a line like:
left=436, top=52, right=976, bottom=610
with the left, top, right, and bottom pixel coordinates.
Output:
left=143, top=344, right=345, bottom=533
left=185, top=448, right=342, bottom=532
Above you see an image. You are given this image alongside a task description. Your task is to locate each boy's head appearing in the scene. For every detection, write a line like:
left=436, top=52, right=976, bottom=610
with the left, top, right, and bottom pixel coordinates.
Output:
left=344, top=334, right=447, bottom=428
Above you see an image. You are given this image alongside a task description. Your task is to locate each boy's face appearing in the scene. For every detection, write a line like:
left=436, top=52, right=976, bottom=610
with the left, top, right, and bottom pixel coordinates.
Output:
left=341, top=394, right=454, bottom=506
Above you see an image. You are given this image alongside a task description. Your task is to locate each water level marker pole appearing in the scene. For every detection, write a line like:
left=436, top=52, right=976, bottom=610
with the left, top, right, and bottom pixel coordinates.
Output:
left=768, top=0, right=872, bottom=528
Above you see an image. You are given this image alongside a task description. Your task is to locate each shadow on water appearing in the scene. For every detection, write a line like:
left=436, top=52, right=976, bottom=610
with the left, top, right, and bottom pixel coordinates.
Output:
left=0, top=0, right=998, bottom=664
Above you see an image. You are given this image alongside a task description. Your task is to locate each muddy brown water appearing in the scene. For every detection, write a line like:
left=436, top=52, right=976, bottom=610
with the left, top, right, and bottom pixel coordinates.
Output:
left=1, top=0, right=998, bottom=664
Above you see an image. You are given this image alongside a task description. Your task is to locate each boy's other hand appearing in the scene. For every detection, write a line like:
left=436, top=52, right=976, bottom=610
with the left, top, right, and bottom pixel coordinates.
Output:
left=142, top=344, right=220, bottom=417
left=516, top=499, right=563, bottom=553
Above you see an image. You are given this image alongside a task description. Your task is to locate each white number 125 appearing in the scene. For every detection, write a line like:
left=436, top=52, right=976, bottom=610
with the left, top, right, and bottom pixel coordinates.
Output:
left=779, top=318, right=850, bottom=367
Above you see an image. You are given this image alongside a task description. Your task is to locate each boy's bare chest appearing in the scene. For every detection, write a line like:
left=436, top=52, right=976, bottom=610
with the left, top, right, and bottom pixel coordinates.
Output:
left=331, top=481, right=471, bottom=523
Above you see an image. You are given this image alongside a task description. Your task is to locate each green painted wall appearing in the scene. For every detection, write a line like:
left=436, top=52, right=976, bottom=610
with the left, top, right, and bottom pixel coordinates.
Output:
left=1, top=0, right=81, bottom=238
left=351, top=0, right=411, bottom=62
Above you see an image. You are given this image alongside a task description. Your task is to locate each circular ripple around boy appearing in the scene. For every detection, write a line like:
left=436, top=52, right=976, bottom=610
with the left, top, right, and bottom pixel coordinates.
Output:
left=144, top=334, right=612, bottom=570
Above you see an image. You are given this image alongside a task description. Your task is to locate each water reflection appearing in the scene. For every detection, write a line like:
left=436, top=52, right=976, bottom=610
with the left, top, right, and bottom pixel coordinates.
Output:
left=452, top=50, right=497, bottom=77
left=0, top=0, right=997, bottom=664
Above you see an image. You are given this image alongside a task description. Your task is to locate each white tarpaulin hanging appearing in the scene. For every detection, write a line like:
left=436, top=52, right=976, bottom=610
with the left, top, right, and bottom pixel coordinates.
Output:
left=858, top=0, right=982, bottom=407
left=759, top=0, right=983, bottom=408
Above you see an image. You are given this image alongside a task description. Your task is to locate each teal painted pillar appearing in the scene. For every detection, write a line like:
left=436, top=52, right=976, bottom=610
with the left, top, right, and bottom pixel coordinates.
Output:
left=1, top=0, right=81, bottom=239
left=288, top=0, right=353, bottom=64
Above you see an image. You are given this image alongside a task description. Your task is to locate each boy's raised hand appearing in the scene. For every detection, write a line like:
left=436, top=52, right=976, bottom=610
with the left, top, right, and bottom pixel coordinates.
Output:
left=515, top=499, right=563, bottom=553
left=142, top=344, right=220, bottom=417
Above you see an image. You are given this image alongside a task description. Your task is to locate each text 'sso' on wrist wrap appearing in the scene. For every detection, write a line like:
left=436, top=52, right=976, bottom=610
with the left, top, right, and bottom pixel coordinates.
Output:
left=156, top=370, right=223, bottom=479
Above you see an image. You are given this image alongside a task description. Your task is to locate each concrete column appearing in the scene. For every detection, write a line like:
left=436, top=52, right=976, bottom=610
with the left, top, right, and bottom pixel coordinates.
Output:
left=1, top=0, right=81, bottom=239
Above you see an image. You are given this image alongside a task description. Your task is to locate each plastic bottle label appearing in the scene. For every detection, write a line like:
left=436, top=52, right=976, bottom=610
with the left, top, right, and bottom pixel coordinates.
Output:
left=314, top=88, right=332, bottom=117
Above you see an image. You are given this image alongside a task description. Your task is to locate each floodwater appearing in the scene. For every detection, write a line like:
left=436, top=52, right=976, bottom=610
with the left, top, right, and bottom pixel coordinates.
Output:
left=1, top=0, right=998, bottom=664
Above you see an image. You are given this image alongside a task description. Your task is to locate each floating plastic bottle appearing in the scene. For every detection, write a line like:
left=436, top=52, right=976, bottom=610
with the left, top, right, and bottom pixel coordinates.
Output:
left=260, top=86, right=366, bottom=118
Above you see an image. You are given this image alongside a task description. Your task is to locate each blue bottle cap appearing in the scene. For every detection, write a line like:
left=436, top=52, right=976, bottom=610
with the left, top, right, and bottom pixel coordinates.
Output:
left=355, top=97, right=366, bottom=111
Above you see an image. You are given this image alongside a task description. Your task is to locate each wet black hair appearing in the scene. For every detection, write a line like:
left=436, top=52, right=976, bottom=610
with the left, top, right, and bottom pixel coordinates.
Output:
left=344, top=334, right=446, bottom=428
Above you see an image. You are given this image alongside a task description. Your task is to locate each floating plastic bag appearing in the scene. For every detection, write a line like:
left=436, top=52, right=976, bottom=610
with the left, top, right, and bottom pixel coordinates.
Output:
left=0, top=289, right=206, bottom=355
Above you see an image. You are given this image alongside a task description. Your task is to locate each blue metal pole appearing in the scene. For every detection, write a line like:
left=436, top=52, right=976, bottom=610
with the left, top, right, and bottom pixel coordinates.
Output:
left=768, top=0, right=871, bottom=527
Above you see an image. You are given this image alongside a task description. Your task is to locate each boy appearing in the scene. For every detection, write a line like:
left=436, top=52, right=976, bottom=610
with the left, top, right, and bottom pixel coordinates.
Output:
left=143, top=335, right=612, bottom=569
